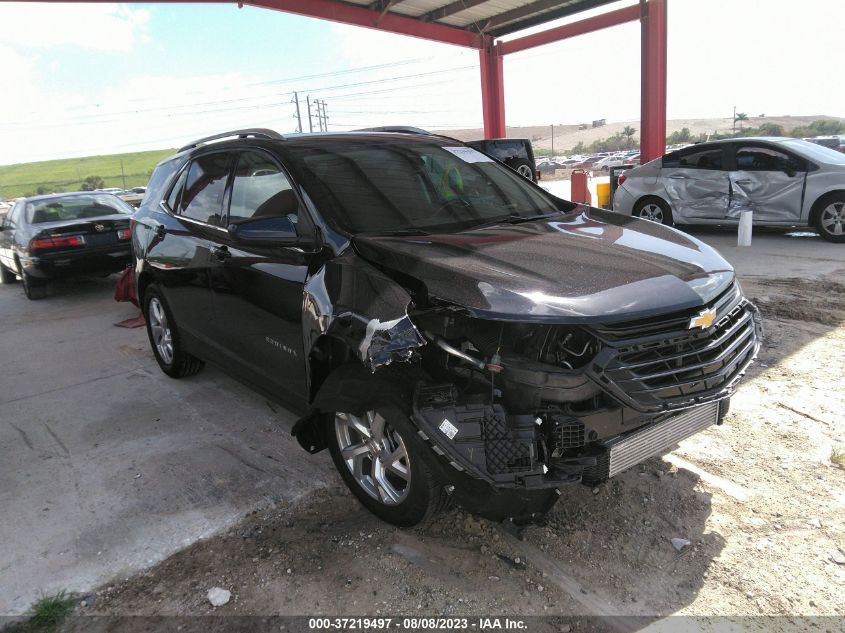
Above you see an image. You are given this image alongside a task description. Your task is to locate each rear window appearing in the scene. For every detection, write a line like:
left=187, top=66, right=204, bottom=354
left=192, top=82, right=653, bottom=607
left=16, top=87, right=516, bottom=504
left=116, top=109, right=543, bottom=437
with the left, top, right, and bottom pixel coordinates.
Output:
left=663, top=146, right=723, bottom=170
left=27, top=194, right=133, bottom=224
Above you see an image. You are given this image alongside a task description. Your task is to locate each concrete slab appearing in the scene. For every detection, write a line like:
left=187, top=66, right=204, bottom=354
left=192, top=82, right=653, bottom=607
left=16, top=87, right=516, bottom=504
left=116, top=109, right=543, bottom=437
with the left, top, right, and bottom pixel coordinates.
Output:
left=0, top=277, right=335, bottom=615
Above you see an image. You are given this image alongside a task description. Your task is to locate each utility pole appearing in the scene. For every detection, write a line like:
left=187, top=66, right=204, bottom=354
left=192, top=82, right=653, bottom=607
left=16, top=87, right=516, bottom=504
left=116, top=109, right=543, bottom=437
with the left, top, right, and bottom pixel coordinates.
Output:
left=551, top=124, right=554, bottom=154
left=318, top=100, right=328, bottom=132
left=306, top=96, right=313, bottom=133
left=120, top=159, right=126, bottom=190
left=292, top=92, right=302, bottom=133
left=316, top=100, right=323, bottom=132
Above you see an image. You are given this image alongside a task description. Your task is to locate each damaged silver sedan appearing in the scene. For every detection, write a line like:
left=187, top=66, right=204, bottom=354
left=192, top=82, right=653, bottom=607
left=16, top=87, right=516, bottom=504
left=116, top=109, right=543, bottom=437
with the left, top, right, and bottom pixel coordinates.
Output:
left=133, top=128, right=761, bottom=528
left=613, top=137, right=845, bottom=243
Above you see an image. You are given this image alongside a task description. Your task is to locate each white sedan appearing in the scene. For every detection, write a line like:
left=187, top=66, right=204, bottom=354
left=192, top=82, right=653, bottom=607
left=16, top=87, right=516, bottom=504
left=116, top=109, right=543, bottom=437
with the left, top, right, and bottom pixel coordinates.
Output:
left=613, top=137, right=845, bottom=243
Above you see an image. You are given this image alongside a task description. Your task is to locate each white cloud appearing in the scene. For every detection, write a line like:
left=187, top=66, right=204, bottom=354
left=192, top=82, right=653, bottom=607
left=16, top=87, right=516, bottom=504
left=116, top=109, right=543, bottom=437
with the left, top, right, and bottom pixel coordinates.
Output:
left=0, top=3, right=150, bottom=52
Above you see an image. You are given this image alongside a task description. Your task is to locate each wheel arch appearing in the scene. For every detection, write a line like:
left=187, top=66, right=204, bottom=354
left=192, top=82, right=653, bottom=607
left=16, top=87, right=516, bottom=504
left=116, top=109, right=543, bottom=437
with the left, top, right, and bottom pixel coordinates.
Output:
left=808, top=189, right=845, bottom=227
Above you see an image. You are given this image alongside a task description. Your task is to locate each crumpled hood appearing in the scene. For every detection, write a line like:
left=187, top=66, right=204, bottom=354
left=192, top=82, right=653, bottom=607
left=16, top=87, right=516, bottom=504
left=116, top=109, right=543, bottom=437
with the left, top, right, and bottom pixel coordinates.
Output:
left=352, top=207, right=736, bottom=323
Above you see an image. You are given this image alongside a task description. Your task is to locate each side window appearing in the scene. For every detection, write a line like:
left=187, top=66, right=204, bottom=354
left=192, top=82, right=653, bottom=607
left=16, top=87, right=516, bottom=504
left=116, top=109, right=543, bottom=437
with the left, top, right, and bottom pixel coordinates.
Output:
left=4, top=202, right=21, bottom=228
left=178, top=153, right=232, bottom=226
left=145, top=160, right=180, bottom=207
left=229, top=151, right=298, bottom=226
left=166, top=168, right=188, bottom=212
left=663, top=147, right=723, bottom=170
left=735, top=146, right=802, bottom=172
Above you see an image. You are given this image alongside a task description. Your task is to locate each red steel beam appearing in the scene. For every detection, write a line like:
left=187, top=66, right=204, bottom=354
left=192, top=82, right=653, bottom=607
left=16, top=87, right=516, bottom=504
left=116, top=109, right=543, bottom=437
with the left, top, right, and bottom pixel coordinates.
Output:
left=497, top=3, right=641, bottom=55
left=244, top=0, right=482, bottom=48
left=479, top=38, right=506, bottom=138
left=640, top=0, right=667, bottom=161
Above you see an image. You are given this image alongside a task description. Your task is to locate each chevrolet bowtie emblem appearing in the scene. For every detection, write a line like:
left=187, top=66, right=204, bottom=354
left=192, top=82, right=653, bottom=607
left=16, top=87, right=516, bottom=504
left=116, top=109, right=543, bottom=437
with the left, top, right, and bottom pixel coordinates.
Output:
left=689, top=308, right=716, bottom=330
left=94, top=223, right=106, bottom=232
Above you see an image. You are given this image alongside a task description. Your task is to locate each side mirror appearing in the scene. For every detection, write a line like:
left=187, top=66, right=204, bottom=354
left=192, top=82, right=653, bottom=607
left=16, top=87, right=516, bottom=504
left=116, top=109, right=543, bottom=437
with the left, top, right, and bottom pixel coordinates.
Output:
left=228, top=215, right=299, bottom=245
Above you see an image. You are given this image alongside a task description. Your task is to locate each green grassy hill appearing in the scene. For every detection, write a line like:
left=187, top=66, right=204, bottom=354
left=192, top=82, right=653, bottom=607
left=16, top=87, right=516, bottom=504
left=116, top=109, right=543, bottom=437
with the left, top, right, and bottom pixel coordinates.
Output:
left=0, top=148, right=176, bottom=199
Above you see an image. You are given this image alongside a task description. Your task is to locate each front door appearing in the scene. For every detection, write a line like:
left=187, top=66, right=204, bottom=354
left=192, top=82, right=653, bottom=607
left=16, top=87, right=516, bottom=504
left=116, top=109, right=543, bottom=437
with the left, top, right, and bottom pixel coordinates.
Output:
left=727, top=143, right=807, bottom=222
left=208, top=149, right=313, bottom=402
left=660, top=145, right=730, bottom=221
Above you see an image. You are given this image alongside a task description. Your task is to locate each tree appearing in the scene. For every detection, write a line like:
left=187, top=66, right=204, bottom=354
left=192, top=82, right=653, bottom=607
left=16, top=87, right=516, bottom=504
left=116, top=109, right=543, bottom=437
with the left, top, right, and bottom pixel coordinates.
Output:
left=734, top=112, right=748, bottom=130
left=757, top=122, right=784, bottom=137
left=666, top=127, right=692, bottom=145
left=36, top=185, right=51, bottom=195
left=571, top=141, right=587, bottom=155
left=622, top=125, right=637, bottom=147
left=79, top=175, right=105, bottom=191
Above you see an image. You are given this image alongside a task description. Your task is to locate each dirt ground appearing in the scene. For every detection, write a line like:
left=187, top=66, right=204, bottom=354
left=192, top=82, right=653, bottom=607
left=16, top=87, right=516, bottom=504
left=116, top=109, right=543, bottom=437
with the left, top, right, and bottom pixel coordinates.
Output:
left=51, top=277, right=845, bottom=632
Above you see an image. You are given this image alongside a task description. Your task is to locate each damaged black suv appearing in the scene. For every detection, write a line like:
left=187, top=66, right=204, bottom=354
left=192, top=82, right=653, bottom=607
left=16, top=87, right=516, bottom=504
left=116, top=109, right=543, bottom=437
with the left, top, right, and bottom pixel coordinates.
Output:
left=133, top=128, right=761, bottom=527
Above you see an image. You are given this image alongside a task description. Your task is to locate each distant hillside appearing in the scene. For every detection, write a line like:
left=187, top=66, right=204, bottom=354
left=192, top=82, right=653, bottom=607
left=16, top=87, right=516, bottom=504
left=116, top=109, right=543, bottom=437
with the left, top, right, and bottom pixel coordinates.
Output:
left=437, top=115, right=845, bottom=153
left=0, top=148, right=176, bottom=199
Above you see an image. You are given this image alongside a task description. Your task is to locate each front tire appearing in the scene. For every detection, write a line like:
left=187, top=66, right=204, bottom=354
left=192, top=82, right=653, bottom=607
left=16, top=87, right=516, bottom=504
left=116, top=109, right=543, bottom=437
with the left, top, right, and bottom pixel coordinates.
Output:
left=326, top=397, right=447, bottom=527
left=814, top=193, right=845, bottom=243
left=634, top=197, right=673, bottom=226
left=143, top=285, right=204, bottom=378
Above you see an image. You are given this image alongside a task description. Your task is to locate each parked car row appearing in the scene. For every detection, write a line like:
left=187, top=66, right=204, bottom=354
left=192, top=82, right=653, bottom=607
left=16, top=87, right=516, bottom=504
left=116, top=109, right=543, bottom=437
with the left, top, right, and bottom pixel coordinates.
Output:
left=613, top=137, right=845, bottom=242
left=537, top=149, right=640, bottom=175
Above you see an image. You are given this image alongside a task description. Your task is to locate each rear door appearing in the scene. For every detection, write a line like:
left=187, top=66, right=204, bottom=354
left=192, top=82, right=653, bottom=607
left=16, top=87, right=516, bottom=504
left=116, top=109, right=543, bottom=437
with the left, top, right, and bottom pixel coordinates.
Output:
left=208, top=149, right=313, bottom=401
left=148, top=150, right=234, bottom=358
left=660, top=145, right=730, bottom=221
left=727, top=143, right=807, bottom=222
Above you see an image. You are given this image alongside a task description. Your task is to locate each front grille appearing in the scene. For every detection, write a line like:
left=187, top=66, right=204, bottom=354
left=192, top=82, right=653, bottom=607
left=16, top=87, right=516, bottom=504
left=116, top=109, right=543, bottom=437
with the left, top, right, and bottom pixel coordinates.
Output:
left=588, top=283, right=760, bottom=412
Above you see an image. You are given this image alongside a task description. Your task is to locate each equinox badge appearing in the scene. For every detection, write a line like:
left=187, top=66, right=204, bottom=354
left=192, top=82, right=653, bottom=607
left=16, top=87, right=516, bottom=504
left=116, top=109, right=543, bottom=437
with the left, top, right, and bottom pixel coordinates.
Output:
left=689, top=308, right=716, bottom=330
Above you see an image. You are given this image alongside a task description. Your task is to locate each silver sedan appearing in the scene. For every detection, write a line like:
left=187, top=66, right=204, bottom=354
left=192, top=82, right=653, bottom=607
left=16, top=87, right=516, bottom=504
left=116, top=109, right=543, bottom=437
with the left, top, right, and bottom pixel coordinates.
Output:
left=613, top=137, right=845, bottom=242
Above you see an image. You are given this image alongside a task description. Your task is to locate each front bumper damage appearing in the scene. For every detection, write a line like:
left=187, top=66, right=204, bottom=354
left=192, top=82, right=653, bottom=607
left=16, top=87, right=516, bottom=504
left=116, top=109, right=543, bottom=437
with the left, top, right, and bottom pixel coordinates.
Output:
left=412, top=384, right=722, bottom=492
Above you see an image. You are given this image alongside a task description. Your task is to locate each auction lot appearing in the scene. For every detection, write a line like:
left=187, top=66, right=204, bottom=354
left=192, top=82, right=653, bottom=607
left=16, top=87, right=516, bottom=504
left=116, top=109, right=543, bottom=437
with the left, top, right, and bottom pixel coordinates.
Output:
left=1, top=230, right=844, bottom=629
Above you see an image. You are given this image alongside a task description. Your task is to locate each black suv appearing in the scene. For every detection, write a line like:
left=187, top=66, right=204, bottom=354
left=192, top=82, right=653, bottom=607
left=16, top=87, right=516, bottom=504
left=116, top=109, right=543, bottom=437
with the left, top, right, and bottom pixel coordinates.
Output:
left=133, top=129, right=760, bottom=527
left=465, top=138, right=538, bottom=182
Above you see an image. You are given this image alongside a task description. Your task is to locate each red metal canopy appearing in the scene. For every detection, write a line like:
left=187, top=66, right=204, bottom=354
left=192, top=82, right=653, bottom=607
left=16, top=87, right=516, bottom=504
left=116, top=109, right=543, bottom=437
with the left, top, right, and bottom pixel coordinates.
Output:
left=243, top=0, right=667, bottom=161
left=19, top=0, right=666, bottom=159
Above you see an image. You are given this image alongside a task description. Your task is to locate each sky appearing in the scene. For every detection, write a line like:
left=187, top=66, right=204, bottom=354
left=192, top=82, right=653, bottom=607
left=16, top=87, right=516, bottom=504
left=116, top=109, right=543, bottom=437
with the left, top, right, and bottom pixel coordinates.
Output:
left=0, top=0, right=843, bottom=165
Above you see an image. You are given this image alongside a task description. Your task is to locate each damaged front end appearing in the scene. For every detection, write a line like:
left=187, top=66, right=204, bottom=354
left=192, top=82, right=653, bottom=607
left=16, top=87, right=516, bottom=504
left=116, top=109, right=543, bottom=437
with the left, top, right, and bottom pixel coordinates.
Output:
left=297, top=251, right=760, bottom=525
left=406, top=281, right=760, bottom=501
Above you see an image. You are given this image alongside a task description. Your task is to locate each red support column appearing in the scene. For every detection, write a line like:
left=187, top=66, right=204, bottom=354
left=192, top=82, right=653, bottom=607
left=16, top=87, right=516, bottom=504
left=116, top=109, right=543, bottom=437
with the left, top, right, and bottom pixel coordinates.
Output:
left=640, top=0, right=667, bottom=162
left=479, top=37, right=506, bottom=139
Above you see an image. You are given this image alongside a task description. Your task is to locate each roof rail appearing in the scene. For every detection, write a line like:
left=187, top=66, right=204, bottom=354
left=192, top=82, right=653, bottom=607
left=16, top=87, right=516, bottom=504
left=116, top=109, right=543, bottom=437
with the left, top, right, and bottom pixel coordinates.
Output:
left=354, top=126, right=433, bottom=135
left=178, top=128, right=284, bottom=153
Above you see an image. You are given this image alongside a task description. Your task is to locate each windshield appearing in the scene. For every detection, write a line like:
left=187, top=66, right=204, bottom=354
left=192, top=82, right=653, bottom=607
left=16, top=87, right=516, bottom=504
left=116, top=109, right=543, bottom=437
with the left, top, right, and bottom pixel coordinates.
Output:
left=781, top=139, right=845, bottom=165
left=27, top=194, right=134, bottom=224
left=280, top=138, right=574, bottom=234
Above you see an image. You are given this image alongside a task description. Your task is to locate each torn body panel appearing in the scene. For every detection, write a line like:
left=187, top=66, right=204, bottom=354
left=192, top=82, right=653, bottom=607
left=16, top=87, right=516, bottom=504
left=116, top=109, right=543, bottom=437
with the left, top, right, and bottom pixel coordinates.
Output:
left=302, top=252, right=425, bottom=381
left=727, top=169, right=806, bottom=221
left=662, top=167, right=730, bottom=222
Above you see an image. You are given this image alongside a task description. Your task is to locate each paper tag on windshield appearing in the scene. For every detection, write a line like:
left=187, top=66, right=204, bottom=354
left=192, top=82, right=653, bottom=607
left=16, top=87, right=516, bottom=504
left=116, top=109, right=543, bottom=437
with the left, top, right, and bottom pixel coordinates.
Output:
left=443, top=146, right=494, bottom=163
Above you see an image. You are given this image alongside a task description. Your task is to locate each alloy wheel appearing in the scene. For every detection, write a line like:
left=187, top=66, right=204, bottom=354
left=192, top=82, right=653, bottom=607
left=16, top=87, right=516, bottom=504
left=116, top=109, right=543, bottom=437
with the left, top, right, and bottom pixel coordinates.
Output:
left=148, top=297, right=174, bottom=365
left=638, top=203, right=664, bottom=223
left=334, top=411, right=411, bottom=506
left=517, top=164, right=533, bottom=179
left=821, top=202, right=844, bottom=236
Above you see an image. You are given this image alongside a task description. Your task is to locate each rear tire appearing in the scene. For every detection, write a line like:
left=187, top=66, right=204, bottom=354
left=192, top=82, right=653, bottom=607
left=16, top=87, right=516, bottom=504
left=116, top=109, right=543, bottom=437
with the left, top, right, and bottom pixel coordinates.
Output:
left=0, top=262, right=17, bottom=285
left=22, top=272, right=46, bottom=300
left=326, top=386, right=447, bottom=528
left=510, top=159, right=535, bottom=182
left=634, top=197, right=673, bottom=226
left=813, top=193, right=845, bottom=243
left=142, top=285, right=204, bottom=378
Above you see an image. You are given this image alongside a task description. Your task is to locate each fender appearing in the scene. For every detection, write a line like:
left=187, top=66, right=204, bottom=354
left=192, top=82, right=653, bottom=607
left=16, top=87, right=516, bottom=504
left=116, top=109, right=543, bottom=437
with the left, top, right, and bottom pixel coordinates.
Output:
left=302, top=252, right=425, bottom=381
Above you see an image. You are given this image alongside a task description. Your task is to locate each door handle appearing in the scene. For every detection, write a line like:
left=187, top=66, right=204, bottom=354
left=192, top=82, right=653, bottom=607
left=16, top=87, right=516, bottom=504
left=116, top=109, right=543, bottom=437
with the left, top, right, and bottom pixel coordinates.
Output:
left=667, top=174, right=687, bottom=179
left=213, top=246, right=231, bottom=261
left=734, top=179, right=752, bottom=185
